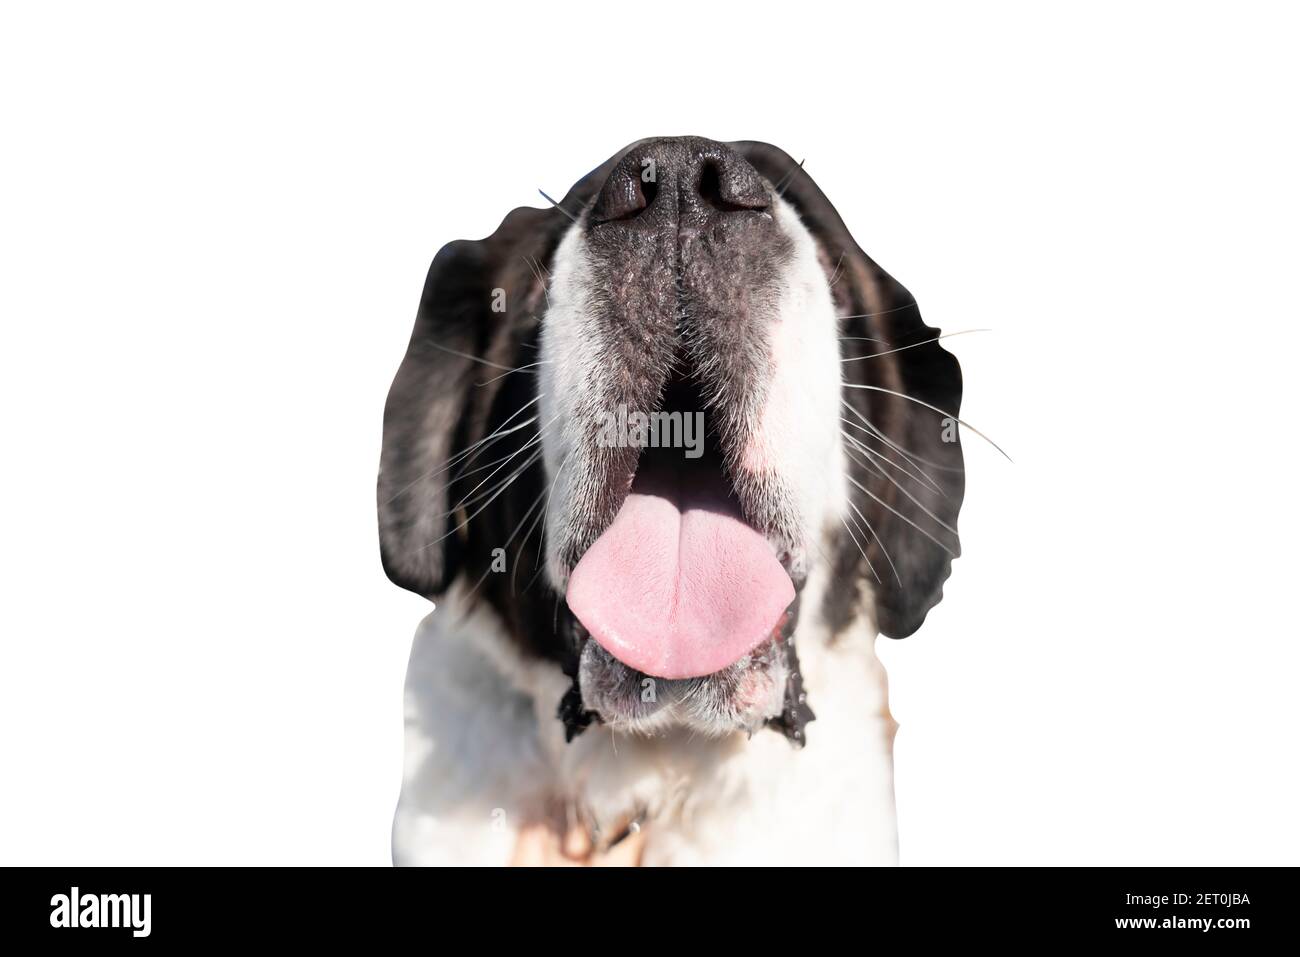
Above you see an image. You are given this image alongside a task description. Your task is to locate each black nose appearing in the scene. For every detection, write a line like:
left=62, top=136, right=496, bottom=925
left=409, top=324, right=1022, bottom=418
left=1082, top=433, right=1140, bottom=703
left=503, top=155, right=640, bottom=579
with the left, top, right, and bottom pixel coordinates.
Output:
left=590, top=136, right=770, bottom=226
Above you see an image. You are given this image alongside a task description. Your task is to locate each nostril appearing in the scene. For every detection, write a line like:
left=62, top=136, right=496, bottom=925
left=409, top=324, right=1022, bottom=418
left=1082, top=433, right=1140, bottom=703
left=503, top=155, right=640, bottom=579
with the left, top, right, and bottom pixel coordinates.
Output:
left=697, top=159, right=769, bottom=213
left=592, top=166, right=657, bottom=224
left=698, top=161, right=725, bottom=210
left=641, top=174, right=659, bottom=210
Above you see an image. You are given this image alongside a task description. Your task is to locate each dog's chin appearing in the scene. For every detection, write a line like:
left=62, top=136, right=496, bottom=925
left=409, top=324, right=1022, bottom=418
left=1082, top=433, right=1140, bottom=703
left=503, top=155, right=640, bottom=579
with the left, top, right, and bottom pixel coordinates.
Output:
left=576, top=623, right=793, bottom=737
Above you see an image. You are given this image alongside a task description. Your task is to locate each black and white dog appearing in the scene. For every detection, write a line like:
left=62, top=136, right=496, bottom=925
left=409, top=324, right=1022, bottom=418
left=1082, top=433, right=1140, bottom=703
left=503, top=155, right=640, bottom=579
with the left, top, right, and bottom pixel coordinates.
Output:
left=379, top=137, right=965, bottom=865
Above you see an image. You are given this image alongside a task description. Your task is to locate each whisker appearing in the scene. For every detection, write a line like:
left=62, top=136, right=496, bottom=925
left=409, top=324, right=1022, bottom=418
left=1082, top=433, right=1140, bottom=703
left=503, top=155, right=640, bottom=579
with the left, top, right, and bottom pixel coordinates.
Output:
left=845, top=496, right=901, bottom=586
left=507, top=489, right=548, bottom=549
left=461, top=563, right=497, bottom=606
left=836, top=302, right=921, bottom=321
left=827, top=251, right=846, bottom=289
left=538, top=188, right=579, bottom=224
left=476, top=360, right=549, bottom=387
left=847, top=472, right=957, bottom=558
left=521, top=449, right=572, bottom=593
left=511, top=494, right=550, bottom=595
left=840, top=329, right=991, bottom=363
left=452, top=444, right=537, bottom=483
left=843, top=399, right=966, bottom=477
left=841, top=424, right=943, bottom=495
left=446, top=411, right=540, bottom=468
left=837, top=515, right=882, bottom=585
left=842, top=385, right=1012, bottom=462
left=378, top=395, right=543, bottom=507
left=840, top=400, right=948, bottom=489
left=432, top=413, right=539, bottom=487
left=440, top=447, right=544, bottom=522
left=425, top=340, right=522, bottom=372
left=463, top=481, right=551, bottom=604
left=521, top=556, right=550, bottom=595
left=523, top=254, right=552, bottom=311
left=447, top=411, right=558, bottom=504
left=421, top=449, right=542, bottom=551
left=843, top=439, right=959, bottom=536
left=773, top=157, right=805, bottom=198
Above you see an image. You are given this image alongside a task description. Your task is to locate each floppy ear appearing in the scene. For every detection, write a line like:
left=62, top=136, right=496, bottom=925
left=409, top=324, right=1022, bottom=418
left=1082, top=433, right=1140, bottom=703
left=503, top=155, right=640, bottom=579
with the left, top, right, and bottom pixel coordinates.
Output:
left=733, top=142, right=966, bottom=638
left=378, top=206, right=560, bottom=598
left=378, top=159, right=622, bottom=600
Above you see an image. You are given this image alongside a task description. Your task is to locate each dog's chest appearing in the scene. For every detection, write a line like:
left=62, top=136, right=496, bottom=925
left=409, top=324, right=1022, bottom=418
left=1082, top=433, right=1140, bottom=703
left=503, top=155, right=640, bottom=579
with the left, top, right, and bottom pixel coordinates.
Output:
left=392, top=597, right=898, bottom=866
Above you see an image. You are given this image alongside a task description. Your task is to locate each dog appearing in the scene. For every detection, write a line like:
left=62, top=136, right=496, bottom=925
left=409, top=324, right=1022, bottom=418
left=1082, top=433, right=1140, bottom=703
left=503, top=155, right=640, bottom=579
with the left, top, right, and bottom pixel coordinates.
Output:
left=379, top=137, right=965, bottom=865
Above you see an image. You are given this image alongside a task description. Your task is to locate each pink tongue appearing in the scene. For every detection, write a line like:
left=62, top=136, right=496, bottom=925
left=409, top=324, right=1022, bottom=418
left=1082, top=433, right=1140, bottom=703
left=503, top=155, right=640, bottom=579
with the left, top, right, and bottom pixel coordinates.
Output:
left=566, top=485, right=795, bottom=679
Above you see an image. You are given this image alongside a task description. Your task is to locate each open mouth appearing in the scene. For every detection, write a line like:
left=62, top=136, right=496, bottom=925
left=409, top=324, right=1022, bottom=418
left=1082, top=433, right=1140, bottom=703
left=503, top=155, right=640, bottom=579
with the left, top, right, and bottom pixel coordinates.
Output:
left=566, top=448, right=794, bottom=679
left=565, top=372, right=795, bottom=681
left=557, top=368, right=814, bottom=742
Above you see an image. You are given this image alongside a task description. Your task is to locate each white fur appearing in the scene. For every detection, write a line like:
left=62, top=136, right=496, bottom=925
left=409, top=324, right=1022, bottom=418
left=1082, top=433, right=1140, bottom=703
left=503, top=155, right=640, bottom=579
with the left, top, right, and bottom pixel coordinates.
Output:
left=536, top=224, right=607, bottom=591
left=739, top=200, right=849, bottom=568
left=392, top=559, right=899, bottom=866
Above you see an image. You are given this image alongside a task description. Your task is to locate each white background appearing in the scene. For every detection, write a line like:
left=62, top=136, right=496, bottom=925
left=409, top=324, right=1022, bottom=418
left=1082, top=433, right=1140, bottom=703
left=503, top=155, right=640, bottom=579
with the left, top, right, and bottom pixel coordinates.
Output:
left=2, top=1, right=1297, bottom=866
